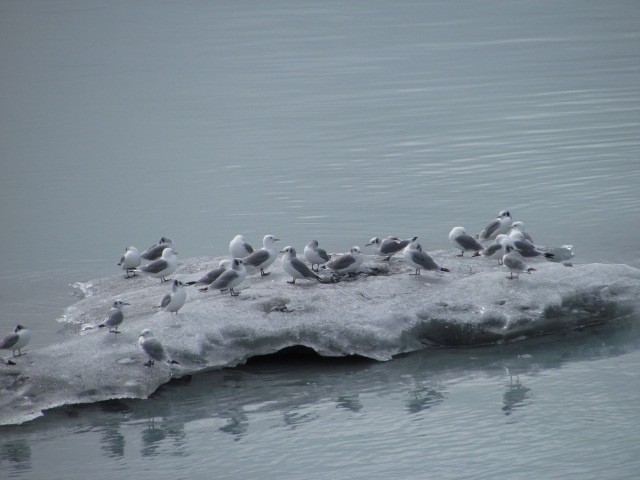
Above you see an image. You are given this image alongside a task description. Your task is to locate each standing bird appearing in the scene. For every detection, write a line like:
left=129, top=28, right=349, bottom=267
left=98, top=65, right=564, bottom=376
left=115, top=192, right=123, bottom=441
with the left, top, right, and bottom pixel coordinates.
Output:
left=0, top=325, right=31, bottom=357
left=480, top=234, right=509, bottom=264
left=507, top=231, right=555, bottom=259
left=201, top=258, right=247, bottom=296
left=135, top=247, right=179, bottom=283
left=281, top=246, right=321, bottom=284
left=402, top=242, right=450, bottom=275
left=140, top=237, right=174, bottom=261
left=503, top=244, right=536, bottom=279
left=366, top=236, right=418, bottom=261
left=186, top=259, right=232, bottom=288
left=229, top=235, right=254, bottom=259
left=479, top=210, right=513, bottom=242
left=138, top=329, right=179, bottom=368
left=304, top=240, right=331, bottom=271
left=158, top=280, right=186, bottom=314
left=324, top=246, right=364, bottom=277
left=118, top=246, right=141, bottom=278
left=508, top=221, right=534, bottom=243
left=243, top=235, right=280, bottom=276
left=449, top=227, right=483, bottom=257
left=99, top=299, right=130, bottom=333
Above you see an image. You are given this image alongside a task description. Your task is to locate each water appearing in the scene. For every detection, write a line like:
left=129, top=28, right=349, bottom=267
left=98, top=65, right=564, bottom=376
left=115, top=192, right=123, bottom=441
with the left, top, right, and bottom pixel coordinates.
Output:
left=1, top=0, right=639, bottom=478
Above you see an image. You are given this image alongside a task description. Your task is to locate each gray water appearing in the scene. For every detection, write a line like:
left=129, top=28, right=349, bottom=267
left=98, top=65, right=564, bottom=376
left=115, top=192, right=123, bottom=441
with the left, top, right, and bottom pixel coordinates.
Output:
left=1, top=0, right=640, bottom=478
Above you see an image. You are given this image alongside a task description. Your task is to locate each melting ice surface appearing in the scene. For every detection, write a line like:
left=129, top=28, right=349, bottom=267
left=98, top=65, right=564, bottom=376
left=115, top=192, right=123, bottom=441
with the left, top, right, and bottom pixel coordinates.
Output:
left=1, top=250, right=638, bottom=426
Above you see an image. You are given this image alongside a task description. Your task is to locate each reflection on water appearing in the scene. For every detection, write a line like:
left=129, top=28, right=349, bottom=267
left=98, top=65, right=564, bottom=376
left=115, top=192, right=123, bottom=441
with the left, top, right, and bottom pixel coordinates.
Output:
left=502, top=373, right=532, bottom=417
left=0, top=440, right=31, bottom=476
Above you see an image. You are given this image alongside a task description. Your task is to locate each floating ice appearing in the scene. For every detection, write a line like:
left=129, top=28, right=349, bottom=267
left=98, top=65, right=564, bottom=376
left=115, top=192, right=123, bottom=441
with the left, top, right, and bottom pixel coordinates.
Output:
left=1, top=251, right=638, bottom=426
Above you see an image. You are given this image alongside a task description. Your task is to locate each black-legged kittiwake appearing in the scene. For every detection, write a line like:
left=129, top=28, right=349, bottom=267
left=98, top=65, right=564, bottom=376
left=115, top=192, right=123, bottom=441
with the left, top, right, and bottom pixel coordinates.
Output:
left=366, top=236, right=418, bottom=261
left=402, top=242, right=450, bottom=275
left=229, top=235, right=254, bottom=259
left=117, top=246, right=141, bottom=278
left=159, top=280, right=186, bottom=314
left=281, top=246, right=321, bottom=284
left=0, top=325, right=30, bottom=358
left=201, top=258, right=246, bottom=296
left=479, top=210, right=512, bottom=242
left=138, top=329, right=179, bottom=368
left=449, top=227, right=483, bottom=257
left=135, top=247, right=178, bottom=282
left=99, top=299, right=130, bottom=333
left=503, top=244, right=536, bottom=279
left=324, top=246, right=364, bottom=276
left=243, top=234, right=279, bottom=276
left=303, top=240, right=331, bottom=271
left=140, top=237, right=174, bottom=261
left=186, top=259, right=232, bottom=288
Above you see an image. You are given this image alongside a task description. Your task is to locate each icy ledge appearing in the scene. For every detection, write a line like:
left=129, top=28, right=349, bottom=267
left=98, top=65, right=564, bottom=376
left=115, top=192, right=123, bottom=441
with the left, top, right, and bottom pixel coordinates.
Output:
left=1, top=252, right=638, bottom=425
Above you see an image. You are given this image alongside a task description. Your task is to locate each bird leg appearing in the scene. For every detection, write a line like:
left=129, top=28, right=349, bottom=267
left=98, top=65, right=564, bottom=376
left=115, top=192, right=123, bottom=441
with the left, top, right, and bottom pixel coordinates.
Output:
left=230, top=288, right=240, bottom=296
left=287, top=279, right=296, bottom=284
left=260, top=269, right=270, bottom=276
left=144, top=360, right=154, bottom=368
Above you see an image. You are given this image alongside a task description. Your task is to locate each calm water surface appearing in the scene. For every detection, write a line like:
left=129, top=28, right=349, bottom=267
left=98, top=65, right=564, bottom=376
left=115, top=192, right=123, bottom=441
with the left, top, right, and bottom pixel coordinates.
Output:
left=1, top=0, right=639, bottom=478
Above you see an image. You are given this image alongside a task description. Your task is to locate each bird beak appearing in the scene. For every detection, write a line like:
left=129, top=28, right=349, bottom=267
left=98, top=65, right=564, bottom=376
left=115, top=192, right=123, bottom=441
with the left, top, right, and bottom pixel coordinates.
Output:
left=279, top=250, right=285, bottom=253
left=123, top=302, right=131, bottom=305
left=274, top=238, right=280, bottom=242
left=365, top=242, right=372, bottom=246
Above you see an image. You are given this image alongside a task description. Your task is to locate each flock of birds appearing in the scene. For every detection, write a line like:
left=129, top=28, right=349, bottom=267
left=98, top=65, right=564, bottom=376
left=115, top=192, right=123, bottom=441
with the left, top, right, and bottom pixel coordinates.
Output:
left=2, top=210, right=558, bottom=368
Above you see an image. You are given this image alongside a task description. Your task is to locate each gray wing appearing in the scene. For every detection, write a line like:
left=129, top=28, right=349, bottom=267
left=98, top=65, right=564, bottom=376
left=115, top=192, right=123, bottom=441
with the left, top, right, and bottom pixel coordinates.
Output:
left=481, top=242, right=502, bottom=257
left=141, top=259, right=168, bottom=274
left=412, top=251, right=439, bottom=270
left=160, top=293, right=172, bottom=309
left=118, top=255, right=125, bottom=266
left=142, top=338, right=167, bottom=362
left=211, top=269, right=239, bottom=290
left=244, top=242, right=254, bottom=254
left=105, top=309, right=123, bottom=327
left=457, top=234, right=484, bottom=251
left=0, top=333, right=19, bottom=349
left=514, top=240, right=541, bottom=257
left=141, top=244, right=165, bottom=260
left=196, top=267, right=226, bottom=285
left=244, top=249, right=269, bottom=267
left=327, top=254, right=356, bottom=271
left=504, top=253, right=527, bottom=271
left=316, top=247, right=330, bottom=262
left=480, top=219, right=500, bottom=240
left=379, top=239, right=402, bottom=255
left=291, top=257, right=318, bottom=279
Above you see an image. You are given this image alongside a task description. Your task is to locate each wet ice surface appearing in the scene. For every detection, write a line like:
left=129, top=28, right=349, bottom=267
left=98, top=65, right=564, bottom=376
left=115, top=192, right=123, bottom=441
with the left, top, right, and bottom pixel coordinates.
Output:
left=1, top=250, right=638, bottom=426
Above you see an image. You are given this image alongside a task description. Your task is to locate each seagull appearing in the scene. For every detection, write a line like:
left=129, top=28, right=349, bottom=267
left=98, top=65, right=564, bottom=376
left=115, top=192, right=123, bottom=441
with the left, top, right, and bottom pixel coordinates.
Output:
left=140, top=237, right=174, bottom=261
left=507, top=231, right=555, bottom=259
left=508, top=221, right=534, bottom=243
left=99, top=299, right=130, bottom=333
left=323, top=246, right=364, bottom=277
left=503, top=244, right=536, bottom=279
left=135, top=247, right=179, bottom=282
left=117, top=246, right=141, bottom=278
left=186, top=259, right=232, bottom=288
left=201, top=258, right=246, bottom=296
left=0, top=325, right=31, bottom=357
left=281, top=246, right=321, bottom=284
left=449, top=227, right=483, bottom=257
left=366, top=236, right=418, bottom=261
left=138, top=329, right=179, bottom=368
left=243, top=235, right=280, bottom=276
left=229, top=235, right=254, bottom=259
left=480, top=234, right=509, bottom=264
left=402, top=242, right=450, bottom=275
left=158, top=280, right=186, bottom=314
left=303, top=240, right=331, bottom=271
left=479, top=210, right=512, bottom=242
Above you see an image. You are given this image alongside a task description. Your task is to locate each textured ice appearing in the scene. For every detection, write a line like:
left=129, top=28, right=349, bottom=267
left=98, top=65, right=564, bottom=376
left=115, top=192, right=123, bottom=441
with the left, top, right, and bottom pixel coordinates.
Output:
left=1, top=251, right=638, bottom=425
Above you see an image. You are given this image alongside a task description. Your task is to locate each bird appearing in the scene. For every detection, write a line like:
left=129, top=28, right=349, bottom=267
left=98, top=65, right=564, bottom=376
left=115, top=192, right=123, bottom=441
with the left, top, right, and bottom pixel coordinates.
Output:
left=99, top=299, right=130, bottom=333
left=0, top=325, right=31, bottom=357
left=303, top=240, right=331, bottom=271
left=135, top=247, right=179, bottom=282
left=366, top=236, right=418, bottom=261
left=479, top=210, right=513, bottom=242
left=138, top=329, right=179, bottom=368
left=449, top=227, right=483, bottom=257
left=480, top=234, right=509, bottom=264
left=281, top=246, right=321, bottom=284
left=158, top=280, right=186, bottom=314
left=229, top=235, right=254, bottom=259
left=323, top=246, right=364, bottom=277
left=402, top=242, right=450, bottom=275
left=503, top=244, right=536, bottom=279
left=140, top=237, right=174, bottom=261
left=242, top=234, right=280, bottom=276
left=507, top=221, right=534, bottom=243
left=201, top=258, right=246, bottom=296
left=185, top=259, right=232, bottom=288
left=117, top=246, right=141, bottom=278
left=507, top=231, right=555, bottom=259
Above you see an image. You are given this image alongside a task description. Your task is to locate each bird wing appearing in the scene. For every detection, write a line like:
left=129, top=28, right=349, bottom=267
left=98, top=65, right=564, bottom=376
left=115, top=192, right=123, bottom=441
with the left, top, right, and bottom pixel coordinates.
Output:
left=105, top=309, right=123, bottom=326
left=457, top=234, right=483, bottom=251
left=412, top=251, right=439, bottom=270
left=316, top=248, right=330, bottom=262
left=327, top=254, right=355, bottom=271
left=142, top=338, right=166, bottom=361
left=197, top=267, right=225, bottom=285
left=244, top=249, right=270, bottom=267
left=244, top=242, right=254, bottom=254
left=291, top=257, right=317, bottom=278
left=211, top=269, right=239, bottom=290
left=141, top=259, right=168, bottom=274
left=379, top=239, right=401, bottom=255
left=481, top=242, right=502, bottom=257
left=480, top=219, right=500, bottom=240
left=160, top=293, right=172, bottom=309
left=0, top=333, right=19, bottom=349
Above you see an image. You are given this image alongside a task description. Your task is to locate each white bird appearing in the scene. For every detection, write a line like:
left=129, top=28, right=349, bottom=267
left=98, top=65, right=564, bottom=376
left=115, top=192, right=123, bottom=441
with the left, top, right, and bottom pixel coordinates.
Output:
left=480, top=234, right=509, bottom=264
left=201, top=258, right=246, bottom=296
left=402, top=242, right=450, bottom=275
left=324, top=246, right=364, bottom=277
left=508, top=221, right=534, bottom=243
left=117, top=246, right=141, bottom=278
left=186, top=259, right=232, bottom=288
left=281, top=246, right=321, bottom=284
left=99, top=299, right=130, bottom=333
left=303, top=240, right=331, bottom=271
left=449, top=227, right=483, bottom=257
left=229, top=235, right=254, bottom=259
left=479, top=210, right=512, bottom=242
left=138, top=329, right=179, bottom=368
left=243, top=235, right=280, bottom=276
left=159, top=280, right=186, bottom=314
left=135, top=247, right=179, bottom=282
left=503, top=244, right=536, bottom=279
left=0, top=325, right=31, bottom=358
left=507, top=231, right=555, bottom=259
left=140, top=237, right=174, bottom=261
left=366, top=236, right=418, bottom=261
